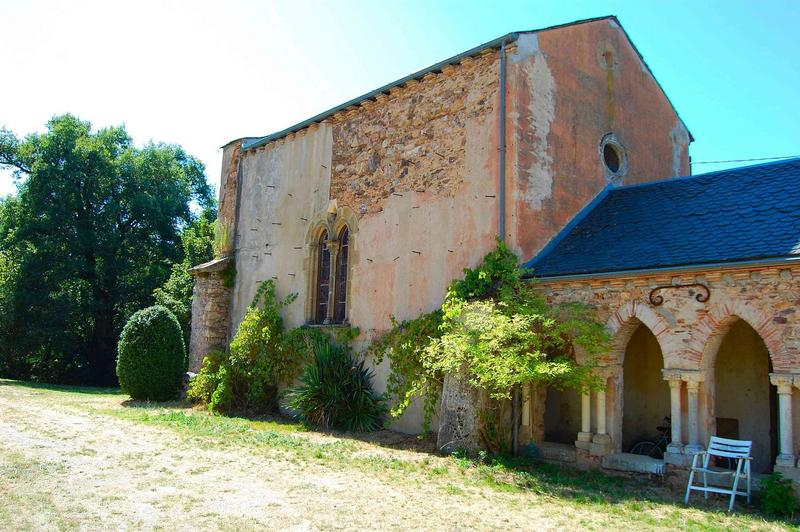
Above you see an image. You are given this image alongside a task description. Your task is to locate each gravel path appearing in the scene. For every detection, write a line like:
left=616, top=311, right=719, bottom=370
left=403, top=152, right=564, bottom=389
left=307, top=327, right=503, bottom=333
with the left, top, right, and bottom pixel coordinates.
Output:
left=0, top=383, right=563, bottom=531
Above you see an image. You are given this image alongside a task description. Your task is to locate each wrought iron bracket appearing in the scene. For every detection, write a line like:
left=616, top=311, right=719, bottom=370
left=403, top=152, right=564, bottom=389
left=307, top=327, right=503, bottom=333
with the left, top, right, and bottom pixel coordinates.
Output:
left=648, top=283, right=710, bottom=306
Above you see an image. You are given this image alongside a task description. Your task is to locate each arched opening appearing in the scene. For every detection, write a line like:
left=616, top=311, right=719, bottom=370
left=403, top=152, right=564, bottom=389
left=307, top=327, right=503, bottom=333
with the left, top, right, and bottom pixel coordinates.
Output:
left=314, top=229, right=330, bottom=324
left=622, top=324, right=670, bottom=452
left=713, top=319, right=777, bottom=473
left=333, top=226, right=349, bottom=324
left=543, top=386, right=581, bottom=444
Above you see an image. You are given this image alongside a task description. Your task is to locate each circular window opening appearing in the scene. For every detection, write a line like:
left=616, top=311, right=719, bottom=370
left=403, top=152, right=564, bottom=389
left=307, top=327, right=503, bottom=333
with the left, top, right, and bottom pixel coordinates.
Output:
left=599, top=134, right=627, bottom=181
left=603, top=143, right=621, bottom=173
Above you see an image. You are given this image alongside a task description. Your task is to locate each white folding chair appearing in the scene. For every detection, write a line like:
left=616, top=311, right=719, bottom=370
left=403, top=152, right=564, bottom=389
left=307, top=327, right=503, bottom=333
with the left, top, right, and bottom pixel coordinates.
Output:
left=684, top=436, right=752, bottom=512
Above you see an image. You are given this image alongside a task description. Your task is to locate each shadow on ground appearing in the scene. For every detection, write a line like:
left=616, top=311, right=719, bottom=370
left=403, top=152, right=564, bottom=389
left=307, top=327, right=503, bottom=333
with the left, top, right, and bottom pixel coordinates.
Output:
left=0, top=378, right=120, bottom=396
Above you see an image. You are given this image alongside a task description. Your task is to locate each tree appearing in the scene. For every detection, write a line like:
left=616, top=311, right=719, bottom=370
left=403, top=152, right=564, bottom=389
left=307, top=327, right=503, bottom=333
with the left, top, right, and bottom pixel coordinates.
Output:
left=0, top=114, right=214, bottom=385
left=153, top=210, right=215, bottom=348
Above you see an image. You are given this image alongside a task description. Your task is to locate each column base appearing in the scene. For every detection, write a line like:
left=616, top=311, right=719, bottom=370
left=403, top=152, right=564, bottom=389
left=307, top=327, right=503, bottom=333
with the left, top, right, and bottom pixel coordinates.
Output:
left=590, top=433, right=613, bottom=456
left=776, top=454, right=797, bottom=468
left=575, top=431, right=593, bottom=450
left=774, top=464, right=800, bottom=483
left=666, top=442, right=684, bottom=455
left=664, top=451, right=693, bottom=467
left=684, top=444, right=704, bottom=455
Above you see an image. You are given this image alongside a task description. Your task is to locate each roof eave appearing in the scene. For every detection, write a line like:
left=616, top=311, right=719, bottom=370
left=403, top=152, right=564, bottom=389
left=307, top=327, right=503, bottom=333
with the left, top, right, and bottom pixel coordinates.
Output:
left=526, top=255, right=800, bottom=283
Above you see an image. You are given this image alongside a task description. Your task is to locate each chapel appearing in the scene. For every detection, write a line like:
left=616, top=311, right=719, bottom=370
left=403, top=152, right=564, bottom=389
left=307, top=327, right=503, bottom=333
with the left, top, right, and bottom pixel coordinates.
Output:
left=189, top=15, right=800, bottom=481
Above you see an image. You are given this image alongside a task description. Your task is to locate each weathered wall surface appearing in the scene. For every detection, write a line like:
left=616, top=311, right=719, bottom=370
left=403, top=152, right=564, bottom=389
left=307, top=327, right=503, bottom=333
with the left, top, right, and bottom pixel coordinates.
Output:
left=539, top=263, right=800, bottom=453
left=214, top=18, right=697, bottom=435
left=505, top=19, right=691, bottom=260
left=230, top=125, right=333, bottom=331
left=329, top=52, right=499, bottom=216
left=188, top=268, right=232, bottom=372
left=217, top=140, right=243, bottom=256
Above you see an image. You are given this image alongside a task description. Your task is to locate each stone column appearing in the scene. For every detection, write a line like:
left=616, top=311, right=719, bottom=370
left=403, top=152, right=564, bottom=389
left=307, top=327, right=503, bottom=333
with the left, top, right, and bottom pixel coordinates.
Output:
left=684, top=377, right=704, bottom=455
left=576, top=392, right=593, bottom=450
left=595, top=389, right=607, bottom=436
left=663, top=369, right=684, bottom=455
left=591, top=372, right=613, bottom=455
left=771, top=373, right=796, bottom=467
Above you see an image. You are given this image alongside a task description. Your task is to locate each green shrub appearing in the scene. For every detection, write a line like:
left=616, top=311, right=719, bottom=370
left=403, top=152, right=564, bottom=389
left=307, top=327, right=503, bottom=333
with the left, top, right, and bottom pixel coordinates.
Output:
left=760, top=471, right=797, bottom=518
left=370, top=239, right=608, bottom=432
left=116, top=305, right=185, bottom=401
left=186, top=349, right=225, bottom=404
left=286, top=341, right=386, bottom=432
left=187, top=280, right=333, bottom=414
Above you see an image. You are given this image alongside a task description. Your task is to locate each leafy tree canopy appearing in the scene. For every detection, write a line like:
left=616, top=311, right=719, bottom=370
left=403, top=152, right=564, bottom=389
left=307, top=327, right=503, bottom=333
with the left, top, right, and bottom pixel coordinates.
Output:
left=0, top=114, right=215, bottom=385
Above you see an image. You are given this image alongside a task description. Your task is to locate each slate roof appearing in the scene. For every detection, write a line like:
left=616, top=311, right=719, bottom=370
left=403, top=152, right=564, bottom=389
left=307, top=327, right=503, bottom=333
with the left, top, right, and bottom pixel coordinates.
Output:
left=524, top=158, right=800, bottom=278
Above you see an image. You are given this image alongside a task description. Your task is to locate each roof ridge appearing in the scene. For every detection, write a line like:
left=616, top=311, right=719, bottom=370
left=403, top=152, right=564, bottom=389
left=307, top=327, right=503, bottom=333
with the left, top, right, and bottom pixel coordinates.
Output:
left=239, top=15, right=681, bottom=153
left=611, top=157, right=800, bottom=193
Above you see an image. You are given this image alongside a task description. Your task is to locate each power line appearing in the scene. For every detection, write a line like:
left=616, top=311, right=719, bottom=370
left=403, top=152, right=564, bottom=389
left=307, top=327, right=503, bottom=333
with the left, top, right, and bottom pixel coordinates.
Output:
left=691, top=155, right=799, bottom=165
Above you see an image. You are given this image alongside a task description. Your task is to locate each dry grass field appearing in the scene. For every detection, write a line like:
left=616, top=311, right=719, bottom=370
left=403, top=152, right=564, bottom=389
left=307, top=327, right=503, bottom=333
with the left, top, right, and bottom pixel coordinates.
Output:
left=0, top=379, right=795, bottom=531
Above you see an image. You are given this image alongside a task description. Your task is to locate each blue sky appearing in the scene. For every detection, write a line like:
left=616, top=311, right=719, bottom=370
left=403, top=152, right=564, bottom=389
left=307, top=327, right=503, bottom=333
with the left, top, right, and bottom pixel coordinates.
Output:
left=1, top=0, right=798, bottom=197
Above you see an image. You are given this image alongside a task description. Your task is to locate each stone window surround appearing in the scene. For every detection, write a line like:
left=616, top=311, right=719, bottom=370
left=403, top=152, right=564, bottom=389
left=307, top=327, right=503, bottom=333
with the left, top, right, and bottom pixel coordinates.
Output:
left=304, top=203, right=358, bottom=326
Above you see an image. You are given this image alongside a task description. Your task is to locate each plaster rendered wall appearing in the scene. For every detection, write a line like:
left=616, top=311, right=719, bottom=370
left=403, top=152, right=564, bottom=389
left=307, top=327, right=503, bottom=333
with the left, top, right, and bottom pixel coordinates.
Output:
left=331, top=54, right=501, bottom=433
left=622, top=325, right=670, bottom=451
left=715, top=320, right=775, bottom=473
left=540, top=264, right=800, bottom=453
left=227, top=55, right=501, bottom=433
left=230, top=125, right=333, bottom=331
left=505, top=19, right=691, bottom=260
left=218, top=19, right=695, bottom=435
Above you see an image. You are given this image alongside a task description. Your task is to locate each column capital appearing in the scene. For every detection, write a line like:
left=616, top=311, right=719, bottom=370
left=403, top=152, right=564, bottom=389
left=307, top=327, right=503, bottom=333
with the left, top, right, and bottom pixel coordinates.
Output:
left=593, top=365, right=620, bottom=379
left=681, top=369, right=706, bottom=384
left=770, top=372, right=797, bottom=388
left=662, top=368, right=684, bottom=382
left=685, top=379, right=701, bottom=391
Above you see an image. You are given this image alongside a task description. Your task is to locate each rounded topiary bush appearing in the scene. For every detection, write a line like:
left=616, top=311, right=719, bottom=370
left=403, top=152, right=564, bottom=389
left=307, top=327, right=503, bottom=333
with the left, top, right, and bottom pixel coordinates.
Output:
left=117, top=305, right=186, bottom=401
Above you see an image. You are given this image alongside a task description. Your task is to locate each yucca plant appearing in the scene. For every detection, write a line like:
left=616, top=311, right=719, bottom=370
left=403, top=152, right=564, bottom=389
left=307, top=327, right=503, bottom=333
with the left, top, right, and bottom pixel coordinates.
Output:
left=286, top=341, right=386, bottom=432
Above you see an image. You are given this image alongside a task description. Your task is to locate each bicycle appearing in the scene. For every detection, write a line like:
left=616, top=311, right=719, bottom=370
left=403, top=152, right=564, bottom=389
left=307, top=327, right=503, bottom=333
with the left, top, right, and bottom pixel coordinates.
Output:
left=630, top=416, right=671, bottom=459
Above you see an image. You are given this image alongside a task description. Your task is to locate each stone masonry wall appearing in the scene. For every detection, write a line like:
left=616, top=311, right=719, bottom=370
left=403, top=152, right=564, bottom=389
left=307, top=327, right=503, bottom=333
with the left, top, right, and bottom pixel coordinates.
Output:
left=329, top=51, right=499, bottom=215
left=538, top=263, right=800, bottom=454
left=188, top=271, right=232, bottom=372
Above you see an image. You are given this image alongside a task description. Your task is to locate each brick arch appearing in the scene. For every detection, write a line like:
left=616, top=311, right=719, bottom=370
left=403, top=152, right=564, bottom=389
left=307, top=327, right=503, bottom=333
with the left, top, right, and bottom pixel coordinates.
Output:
left=605, top=300, right=672, bottom=365
left=694, top=301, right=784, bottom=370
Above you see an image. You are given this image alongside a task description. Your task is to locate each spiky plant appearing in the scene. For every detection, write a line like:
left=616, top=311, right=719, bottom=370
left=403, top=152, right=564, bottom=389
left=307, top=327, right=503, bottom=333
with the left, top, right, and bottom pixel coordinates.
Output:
left=286, top=341, right=386, bottom=432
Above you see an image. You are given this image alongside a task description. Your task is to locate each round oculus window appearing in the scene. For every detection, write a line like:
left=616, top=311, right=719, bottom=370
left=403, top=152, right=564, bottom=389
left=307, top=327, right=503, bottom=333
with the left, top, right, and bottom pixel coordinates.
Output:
left=603, top=143, right=621, bottom=173
left=599, top=134, right=627, bottom=180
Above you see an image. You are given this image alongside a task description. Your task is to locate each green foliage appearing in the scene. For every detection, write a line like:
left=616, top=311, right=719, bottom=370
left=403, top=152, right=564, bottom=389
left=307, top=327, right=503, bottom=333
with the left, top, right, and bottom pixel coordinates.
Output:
left=369, top=310, right=443, bottom=425
left=116, top=305, right=186, bottom=401
left=760, top=472, right=797, bottom=518
left=0, top=115, right=214, bottom=385
left=286, top=341, right=386, bottom=432
left=153, top=211, right=215, bottom=347
left=187, top=280, right=329, bottom=414
left=371, top=239, right=608, bottom=431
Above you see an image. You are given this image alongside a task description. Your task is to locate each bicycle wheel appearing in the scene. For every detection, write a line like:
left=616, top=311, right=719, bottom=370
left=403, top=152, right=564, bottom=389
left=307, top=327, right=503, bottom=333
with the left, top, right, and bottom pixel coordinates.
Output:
left=630, top=441, right=663, bottom=459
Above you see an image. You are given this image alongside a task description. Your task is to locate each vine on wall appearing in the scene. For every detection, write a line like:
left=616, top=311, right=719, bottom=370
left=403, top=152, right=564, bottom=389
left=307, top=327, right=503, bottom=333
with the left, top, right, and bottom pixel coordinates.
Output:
left=370, top=239, right=609, bottom=432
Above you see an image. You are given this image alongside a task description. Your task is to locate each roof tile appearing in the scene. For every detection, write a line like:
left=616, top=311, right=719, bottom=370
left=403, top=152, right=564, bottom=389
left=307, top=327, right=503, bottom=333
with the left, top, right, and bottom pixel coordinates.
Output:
left=524, top=159, right=800, bottom=277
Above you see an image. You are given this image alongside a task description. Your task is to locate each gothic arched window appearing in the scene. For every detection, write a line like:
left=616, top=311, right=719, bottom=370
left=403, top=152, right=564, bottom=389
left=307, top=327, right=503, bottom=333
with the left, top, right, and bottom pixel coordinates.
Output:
left=314, top=230, right=331, bottom=324
left=333, top=226, right=349, bottom=323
